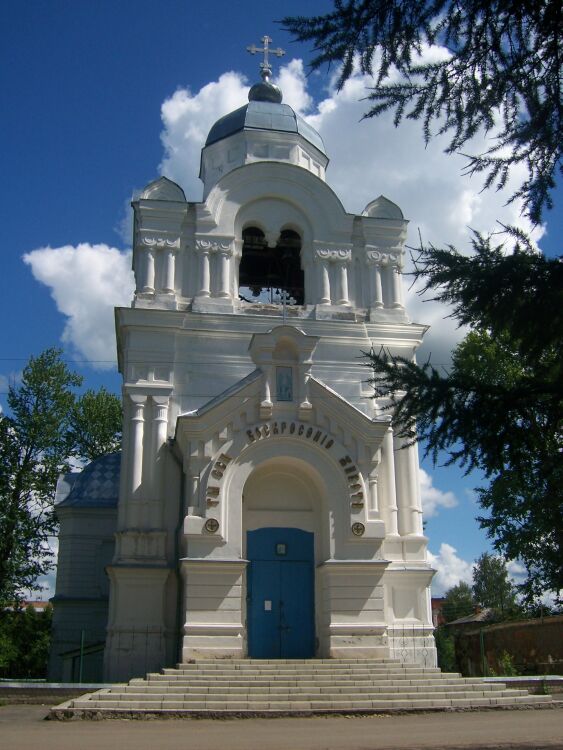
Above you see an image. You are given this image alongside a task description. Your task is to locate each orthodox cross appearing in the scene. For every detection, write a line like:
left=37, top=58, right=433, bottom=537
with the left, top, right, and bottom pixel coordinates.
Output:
left=279, top=290, right=296, bottom=324
left=247, top=35, right=285, bottom=81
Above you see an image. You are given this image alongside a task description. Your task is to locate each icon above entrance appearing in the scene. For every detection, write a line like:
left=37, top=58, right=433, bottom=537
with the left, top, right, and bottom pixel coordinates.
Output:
left=247, top=527, right=315, bottom=659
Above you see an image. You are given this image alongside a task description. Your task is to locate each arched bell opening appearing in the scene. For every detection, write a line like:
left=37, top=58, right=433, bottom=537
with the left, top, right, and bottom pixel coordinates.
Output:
left=238, top=227, right=304, bottom=305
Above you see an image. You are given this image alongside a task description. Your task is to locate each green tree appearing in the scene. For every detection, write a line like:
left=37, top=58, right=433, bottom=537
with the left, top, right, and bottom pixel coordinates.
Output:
left=366, top=238, right=563, bottom=601
left=283, top=0, right=561, bottom=224
left=0, top=349, right=122, bottom=605
left=472, top=553, right=519, bottom=617
left=442, top=581, right=474, bottom=623
left=0, top=604, right=53, bottom=678
left=434, top=626, right=457, bottom=672
left=69, top=387, right=122, bottom=461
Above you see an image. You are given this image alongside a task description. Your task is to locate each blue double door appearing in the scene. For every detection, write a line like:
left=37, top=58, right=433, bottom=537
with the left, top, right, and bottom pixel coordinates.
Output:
left=247, top=528, right=315, bottom=659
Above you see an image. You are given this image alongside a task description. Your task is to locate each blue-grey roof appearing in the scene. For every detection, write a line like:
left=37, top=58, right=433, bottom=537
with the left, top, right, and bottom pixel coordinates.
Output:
left=205, top=100, right=326, bottom=156
left=59, top=452, right=121, bottom=509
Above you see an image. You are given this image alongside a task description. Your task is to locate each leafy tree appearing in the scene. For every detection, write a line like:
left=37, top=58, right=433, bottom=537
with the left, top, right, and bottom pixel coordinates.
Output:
left=442, top=581, right=474, bottom=623
left=472, top=553, right=519, bottom=617
left=283, top=0, right=561, bottom=224
left=0, top=604, right=53, bottom=678
left=0, top=349, right=122, bottom=605
left=434, top=626, right=457, bottom=672
left=69, top=387, right=122, bottom=461
left=366, top=237, right=563, bottom=601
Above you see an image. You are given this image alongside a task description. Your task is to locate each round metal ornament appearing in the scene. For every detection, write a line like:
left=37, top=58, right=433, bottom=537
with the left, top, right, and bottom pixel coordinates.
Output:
left=204, top=518, right=219, bottom=533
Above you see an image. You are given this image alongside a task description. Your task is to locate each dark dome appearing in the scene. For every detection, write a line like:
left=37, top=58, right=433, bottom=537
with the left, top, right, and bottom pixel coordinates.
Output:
left=248, top=80, right=283, bottom=104
left=60, top=452, right=121, bottom=509
left=205, top=100, right=326, bottom=157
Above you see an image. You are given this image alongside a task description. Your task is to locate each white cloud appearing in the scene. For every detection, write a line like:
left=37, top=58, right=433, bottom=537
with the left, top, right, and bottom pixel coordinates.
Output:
left=428, top=542, right=474, bottom=595
left=420, top=468, right=458, bottom=517
left=23, top=244, right=134, bottom=369
left=159, top=72, right=250, bottom=200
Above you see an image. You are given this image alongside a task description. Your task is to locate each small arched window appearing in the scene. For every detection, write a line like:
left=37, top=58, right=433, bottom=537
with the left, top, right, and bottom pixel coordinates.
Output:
left=239, top=228, right=304, bottom=305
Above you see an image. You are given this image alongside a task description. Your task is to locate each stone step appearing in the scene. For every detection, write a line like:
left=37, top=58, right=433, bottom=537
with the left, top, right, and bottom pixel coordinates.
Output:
left=137, top=674, right=475, bottom=687
left=175, top=658, right=403, bottom=665
left=96, top=688, right=529, bottom=702
left=164, top=663, right=440, bottom=672
left=156, top=667, right=444, bottom=678
left=121, top=683, right=512, bottom=695
left=71, top=693, right=551, bottom=712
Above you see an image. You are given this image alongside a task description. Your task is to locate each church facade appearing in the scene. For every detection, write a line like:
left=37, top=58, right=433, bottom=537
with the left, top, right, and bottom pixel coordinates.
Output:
left=50, top=56, right=436, bottom=682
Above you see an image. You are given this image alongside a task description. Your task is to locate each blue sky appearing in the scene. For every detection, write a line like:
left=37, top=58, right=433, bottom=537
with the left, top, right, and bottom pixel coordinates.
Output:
left=2, top=1, right=560, bottom=596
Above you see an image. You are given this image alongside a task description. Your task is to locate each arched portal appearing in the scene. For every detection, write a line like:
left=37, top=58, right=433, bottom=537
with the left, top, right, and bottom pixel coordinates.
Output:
left=241, top=455, right=325, bottom=658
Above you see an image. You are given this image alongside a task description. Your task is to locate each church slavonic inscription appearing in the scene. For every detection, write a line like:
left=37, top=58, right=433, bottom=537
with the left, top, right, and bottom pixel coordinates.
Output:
left=206, top=453, right=231, bottom=506
left=246, top=421, right=334, bottom=449
left=245, top=423, right=365, bottom=511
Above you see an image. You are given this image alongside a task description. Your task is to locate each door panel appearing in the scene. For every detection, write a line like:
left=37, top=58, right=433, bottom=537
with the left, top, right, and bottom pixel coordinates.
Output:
left=247, top=528, right=315, bottom=659
left=247, top=560, right=280, bottom=659
left=280, top=560, right=314, bottom=658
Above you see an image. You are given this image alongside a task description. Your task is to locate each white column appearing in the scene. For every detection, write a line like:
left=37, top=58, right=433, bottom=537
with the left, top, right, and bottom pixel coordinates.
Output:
left=382, top=427, right=399, bottom=535
left=407, top=441, right=424, bottom=535
left=198, top=250, right=211, bottom=297
left=217, top=250, right=230, bottom=298
left=129, top=395, right=146, bottom=497
left=162, top=249, right=176, bottom=294
left=391, top=265, right=404, bottom=308
left=371, top=265, right=383, bottom=307
left=368, top=471, right=379, bottom=519
left=151, top=396, right=169, bottom=497
left=184, top=469, right=201, bottom=516
left=319, top=262, right=330, bottom=303
left=336, top=262, right=350, bottom=305
left=143, top=250, right=155, bottom=293
left=394, top=434, right=410, bottom=536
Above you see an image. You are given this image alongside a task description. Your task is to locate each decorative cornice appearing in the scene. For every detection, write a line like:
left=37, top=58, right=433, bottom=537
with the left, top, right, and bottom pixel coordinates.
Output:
left=140, top=236, right=181, bottom=250
left=195, top=237, right=233, bottom=255
left=366, top=247, right=403, bottom=268
left=314, top=247, right=352, bottom=263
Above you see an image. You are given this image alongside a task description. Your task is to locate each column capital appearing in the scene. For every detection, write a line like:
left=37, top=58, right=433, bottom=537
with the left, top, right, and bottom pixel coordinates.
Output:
left=129, top=394, right=147, bottom=407
left=314, top=246, right=352, bottom=263
left=195, top=237, right=234, bottom=256
left=141, top=235, right=181, bottom=251
left=366, top=246, right=403, bottom=269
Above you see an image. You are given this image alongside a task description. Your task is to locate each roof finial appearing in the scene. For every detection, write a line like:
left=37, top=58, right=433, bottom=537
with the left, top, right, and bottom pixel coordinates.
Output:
left=247, top=35, right=285, bottom=83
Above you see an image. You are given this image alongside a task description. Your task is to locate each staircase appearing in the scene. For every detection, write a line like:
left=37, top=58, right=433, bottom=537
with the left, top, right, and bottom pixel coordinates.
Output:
left=51, top=659, right=553, bottom=718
